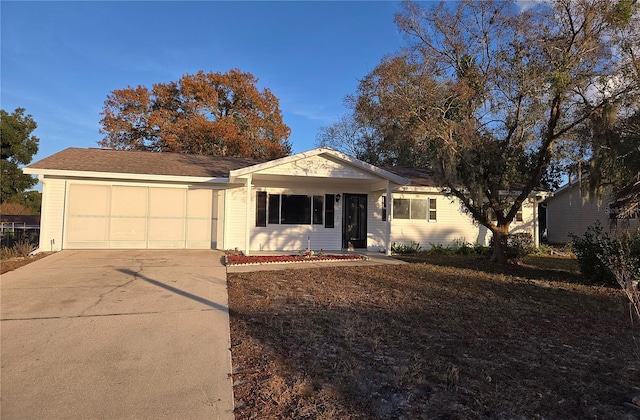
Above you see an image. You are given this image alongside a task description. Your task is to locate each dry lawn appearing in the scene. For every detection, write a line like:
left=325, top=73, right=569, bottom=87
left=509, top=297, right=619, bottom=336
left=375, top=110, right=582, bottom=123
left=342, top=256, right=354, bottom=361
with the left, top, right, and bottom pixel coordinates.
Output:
left=228, top=254, right=640, bottom=419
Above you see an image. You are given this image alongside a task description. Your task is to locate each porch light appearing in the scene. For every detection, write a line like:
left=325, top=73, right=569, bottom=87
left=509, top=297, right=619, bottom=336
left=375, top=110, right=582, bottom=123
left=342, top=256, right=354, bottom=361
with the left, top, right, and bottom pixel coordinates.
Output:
left=336, top=194, right=341, bottom=203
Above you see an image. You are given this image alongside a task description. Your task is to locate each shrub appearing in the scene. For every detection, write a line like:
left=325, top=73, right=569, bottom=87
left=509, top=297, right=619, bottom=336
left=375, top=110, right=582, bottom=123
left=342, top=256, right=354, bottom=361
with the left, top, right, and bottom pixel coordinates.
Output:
left=489, top=232, right=534, bottom=260
left=428, top=242, right=453, bottom=254
left=0, top=239, right=36, bottom=260
left=569, top=221, right=640, bottom=287
left=507, top=233, right=534, bottom=259
left=472, top=243, right=493, bottom=256
left=451, top=237, right=492, bottom=256
left=391, top=241, right=422, bottom=254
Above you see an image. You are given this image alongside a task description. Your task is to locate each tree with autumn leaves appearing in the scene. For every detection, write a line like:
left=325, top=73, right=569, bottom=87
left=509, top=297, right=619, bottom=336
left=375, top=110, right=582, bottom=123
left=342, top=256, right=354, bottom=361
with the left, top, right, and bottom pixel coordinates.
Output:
left=99, top=69, right=292, bottom=159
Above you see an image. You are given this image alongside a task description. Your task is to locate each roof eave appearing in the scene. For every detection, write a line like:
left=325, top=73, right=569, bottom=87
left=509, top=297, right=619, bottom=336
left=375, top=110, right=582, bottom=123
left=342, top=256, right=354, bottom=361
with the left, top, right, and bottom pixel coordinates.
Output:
left=23, top=167, right=231, bottom=184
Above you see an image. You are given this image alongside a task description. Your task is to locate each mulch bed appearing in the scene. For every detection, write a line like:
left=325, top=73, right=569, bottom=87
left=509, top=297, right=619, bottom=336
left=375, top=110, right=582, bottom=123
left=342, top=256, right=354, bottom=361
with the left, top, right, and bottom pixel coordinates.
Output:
left=225, top=254, right=367, bottom=266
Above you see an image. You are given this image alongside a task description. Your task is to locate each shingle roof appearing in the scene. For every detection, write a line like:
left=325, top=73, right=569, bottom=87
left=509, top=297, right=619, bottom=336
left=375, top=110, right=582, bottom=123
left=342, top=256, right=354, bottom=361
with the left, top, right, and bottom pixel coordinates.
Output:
left=27, top=148, right=267, bottom=178
left=382, top=166, right=440, bottom=188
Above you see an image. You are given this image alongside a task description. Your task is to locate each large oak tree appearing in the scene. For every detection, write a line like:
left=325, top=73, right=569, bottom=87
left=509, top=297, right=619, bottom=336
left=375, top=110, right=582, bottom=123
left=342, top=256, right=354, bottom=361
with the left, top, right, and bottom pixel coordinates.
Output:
left=337, top=0, right=640, bottom=263
left=99, top=69, right=292, bottom=159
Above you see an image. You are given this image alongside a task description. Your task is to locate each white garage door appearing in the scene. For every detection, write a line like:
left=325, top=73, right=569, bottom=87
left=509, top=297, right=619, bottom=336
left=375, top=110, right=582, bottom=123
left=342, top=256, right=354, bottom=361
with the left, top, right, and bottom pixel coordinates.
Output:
left=64, top=184, right=217, bottom=249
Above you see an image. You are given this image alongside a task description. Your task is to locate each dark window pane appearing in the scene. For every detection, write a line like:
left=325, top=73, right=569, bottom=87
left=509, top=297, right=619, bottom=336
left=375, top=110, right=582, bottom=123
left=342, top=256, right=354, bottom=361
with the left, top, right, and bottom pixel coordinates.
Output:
left=411, top=199, right=427, bottom=219
left=256, top=191, right=267, bottom=227
left=393, top=199, right=410, bottom=219
left=325, top=194, right=335, bottom=228
left=268, top=194, right=280, bottom=224
left=313, top=195, right=323, bottom=224
left=281, top=195, right=311, bottom=224
left=382, top=196, right=387, bottom=221
left=429, top=198, right=437, bottom=221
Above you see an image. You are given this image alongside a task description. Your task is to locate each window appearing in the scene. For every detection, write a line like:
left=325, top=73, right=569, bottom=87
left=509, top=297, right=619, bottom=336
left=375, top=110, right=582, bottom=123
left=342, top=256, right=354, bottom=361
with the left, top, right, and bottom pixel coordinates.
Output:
left=411, top=199, right=427, bottom=219
left=429, top=198, right=437, bottom=222
left=281, top=195, right=311, bottom=224
left=325, top=194, right=335, bottom=228
left=313, top=195, right=323, bottom=225
left=393, top=199, right=410, bottom=219
left=256, top=191, right=267, bottom=227
left=381, top=196, right=387, bottom=221
left=488, top=207, right=521, bottom=223
left=268, top=194, right=280, bottom=224
left=393, top=198, right=437, bottom=221
left=261, top=193, right=332, bottom=226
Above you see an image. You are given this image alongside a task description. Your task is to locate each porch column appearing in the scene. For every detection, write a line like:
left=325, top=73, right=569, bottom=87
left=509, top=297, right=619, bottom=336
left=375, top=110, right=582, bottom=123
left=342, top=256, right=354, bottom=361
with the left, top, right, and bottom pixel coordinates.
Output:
left=533, top=197, right=539, bottom=248
left=386, top=181, right=392, bottom=256
left=245, top=175, right=252, bottom=256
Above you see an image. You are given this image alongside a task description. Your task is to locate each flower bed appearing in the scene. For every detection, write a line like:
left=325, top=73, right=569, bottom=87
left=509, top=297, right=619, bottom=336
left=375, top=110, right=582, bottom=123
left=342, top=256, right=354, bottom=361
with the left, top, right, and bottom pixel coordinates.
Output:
left=225, top=254, right=367, bottom=266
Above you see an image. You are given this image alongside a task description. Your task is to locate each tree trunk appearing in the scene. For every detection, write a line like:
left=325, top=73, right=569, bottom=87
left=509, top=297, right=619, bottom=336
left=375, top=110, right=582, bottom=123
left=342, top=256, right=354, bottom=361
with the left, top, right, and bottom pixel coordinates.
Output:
left=490, top=223, right=510, bottom=264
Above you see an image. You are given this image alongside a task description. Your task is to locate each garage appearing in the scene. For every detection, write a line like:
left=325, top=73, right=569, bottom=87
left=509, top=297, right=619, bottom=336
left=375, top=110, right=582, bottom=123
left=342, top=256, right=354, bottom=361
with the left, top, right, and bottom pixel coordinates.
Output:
left=64, top=184, right=217, bottom=249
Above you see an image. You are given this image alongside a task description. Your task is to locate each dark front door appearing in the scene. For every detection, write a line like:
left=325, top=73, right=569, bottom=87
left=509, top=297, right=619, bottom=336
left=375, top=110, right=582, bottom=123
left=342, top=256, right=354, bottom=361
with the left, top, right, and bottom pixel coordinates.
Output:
left=342, top=194, right=367, bottom=249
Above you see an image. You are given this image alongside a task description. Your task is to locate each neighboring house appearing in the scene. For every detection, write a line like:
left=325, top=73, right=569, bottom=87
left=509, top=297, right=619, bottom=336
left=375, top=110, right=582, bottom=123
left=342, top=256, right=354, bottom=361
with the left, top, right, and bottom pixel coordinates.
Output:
left=0, top=215, right=41, bottom=248
left=546, top=179, right=640, bottom=244
left=0, top=214, right=41, bottom=228
left=24, top=147, right=538, bottom=254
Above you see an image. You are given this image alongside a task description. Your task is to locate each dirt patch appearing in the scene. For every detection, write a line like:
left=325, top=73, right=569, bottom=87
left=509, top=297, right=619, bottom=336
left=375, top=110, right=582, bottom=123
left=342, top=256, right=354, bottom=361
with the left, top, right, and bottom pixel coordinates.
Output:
left=228, top=256, right=640, bottom=419
left=1, top=253, right=53, bottom=274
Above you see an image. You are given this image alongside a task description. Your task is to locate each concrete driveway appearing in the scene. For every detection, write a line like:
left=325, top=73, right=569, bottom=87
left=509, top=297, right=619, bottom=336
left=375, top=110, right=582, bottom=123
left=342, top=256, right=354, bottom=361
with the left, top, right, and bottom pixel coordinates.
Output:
left=1, top=250, right=234, bottom=419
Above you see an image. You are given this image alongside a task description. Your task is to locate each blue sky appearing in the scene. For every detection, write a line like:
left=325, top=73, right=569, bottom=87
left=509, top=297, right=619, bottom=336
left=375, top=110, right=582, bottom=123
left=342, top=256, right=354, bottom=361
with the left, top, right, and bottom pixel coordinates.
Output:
left=2, top=1, right=408, bottom=164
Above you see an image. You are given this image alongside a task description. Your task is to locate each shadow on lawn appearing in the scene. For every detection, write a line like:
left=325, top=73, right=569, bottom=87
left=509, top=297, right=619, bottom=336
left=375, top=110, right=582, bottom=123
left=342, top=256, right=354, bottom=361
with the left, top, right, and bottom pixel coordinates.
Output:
left=228, top=265, right=638, bottom=419
left=396, top=253, right=586, bottom=284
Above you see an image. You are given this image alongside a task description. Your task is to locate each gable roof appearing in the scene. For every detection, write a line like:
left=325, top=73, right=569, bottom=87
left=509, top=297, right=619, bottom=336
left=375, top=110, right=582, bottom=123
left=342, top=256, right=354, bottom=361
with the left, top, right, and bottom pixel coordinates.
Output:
left=25, top=148, right=266, bottom=178
left=229, top=148, right=410, bottom=185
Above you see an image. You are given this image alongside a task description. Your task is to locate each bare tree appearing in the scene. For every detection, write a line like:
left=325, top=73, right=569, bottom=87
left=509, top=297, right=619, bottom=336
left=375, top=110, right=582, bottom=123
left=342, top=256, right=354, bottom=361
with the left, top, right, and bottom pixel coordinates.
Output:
left=349, top=0, right=640, bottom=263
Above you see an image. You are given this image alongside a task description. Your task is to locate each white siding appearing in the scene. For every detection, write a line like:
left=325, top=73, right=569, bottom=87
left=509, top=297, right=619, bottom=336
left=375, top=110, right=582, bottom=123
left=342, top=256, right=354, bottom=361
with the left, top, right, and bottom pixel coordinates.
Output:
left=38, top=178, right=67, bottom=252
left=223, top=187, right=248, bottom=251
left=224, top=185, right=345, bottom=251
left=213, top=190, right=223, bottom=249
left=389, top=192, right=484, bottom=248
left=371, top=192, right=536, bottom=251
left=367, top=192, right=388, bottom=252
left=251, top=186, right=343, bottom=251
left=509, top=199, right=535, bottom=237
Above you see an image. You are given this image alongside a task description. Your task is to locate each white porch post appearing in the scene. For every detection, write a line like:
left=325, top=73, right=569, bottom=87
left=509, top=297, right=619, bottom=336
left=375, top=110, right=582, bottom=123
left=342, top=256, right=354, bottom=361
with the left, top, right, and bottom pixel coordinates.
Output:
left=533, top=197, right=539, bottom=248
left=386, top=181, right=392, bottom=256
left=245, top=175, right=252, bottom=256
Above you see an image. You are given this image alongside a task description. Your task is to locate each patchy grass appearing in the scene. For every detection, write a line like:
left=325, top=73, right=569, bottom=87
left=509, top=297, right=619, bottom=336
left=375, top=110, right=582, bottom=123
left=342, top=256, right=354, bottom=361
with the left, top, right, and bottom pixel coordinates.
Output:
left=228, top=255, right=640, bottom=419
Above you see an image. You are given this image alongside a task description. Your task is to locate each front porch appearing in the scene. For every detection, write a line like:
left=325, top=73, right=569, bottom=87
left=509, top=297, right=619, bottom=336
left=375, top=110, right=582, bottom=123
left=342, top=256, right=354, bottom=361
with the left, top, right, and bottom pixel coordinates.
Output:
left=224, top=148, right=411, bottom=256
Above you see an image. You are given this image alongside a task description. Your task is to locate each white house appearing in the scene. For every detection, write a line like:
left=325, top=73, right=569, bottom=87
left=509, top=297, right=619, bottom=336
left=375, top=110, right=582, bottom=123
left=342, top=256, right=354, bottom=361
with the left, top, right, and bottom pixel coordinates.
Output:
left=24, top=147, right=538, bottom=255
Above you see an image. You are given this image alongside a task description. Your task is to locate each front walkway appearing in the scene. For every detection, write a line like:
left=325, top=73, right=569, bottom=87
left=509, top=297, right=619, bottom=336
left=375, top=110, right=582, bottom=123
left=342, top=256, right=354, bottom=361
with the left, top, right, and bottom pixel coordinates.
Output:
left=226, top=250, right=406, bottom=273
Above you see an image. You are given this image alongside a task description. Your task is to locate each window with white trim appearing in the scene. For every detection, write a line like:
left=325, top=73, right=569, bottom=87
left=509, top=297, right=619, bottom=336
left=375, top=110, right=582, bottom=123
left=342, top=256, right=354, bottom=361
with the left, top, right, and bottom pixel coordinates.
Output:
left=393, top=198, right=437, bottom=221
left=487, top=207, right=522, bottom=222
left=428, top=198, right=437, bottom=221
left=256, top=193, right=328, bottom=226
